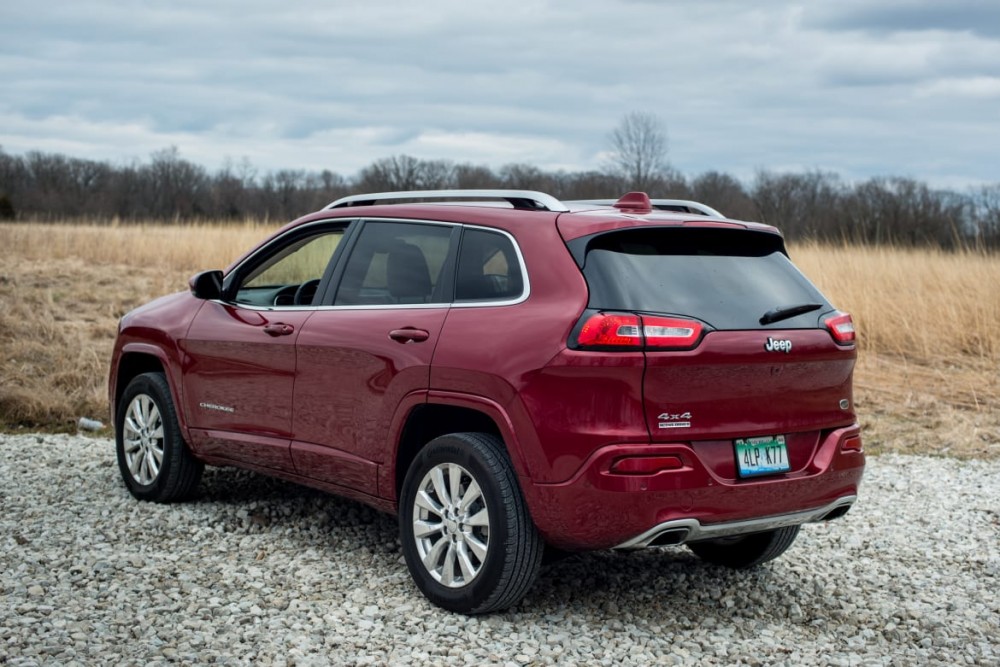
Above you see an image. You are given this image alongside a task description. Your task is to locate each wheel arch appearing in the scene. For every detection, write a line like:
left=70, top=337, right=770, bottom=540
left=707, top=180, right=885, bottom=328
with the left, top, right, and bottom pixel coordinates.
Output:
left=384, top=392, right=533, bottom=505
left=112, top=345, right=181, bottom=430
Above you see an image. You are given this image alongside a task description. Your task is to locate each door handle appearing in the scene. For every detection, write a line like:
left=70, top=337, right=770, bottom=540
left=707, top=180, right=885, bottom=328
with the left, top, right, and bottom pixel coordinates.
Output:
left=263, top=322, right=295, bottom=337
left=389, top=328, right=430, bottom=343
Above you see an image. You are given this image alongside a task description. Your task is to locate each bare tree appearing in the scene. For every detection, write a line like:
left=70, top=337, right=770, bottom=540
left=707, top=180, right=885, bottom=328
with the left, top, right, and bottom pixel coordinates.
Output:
left=691, top=171, right=755, bottom=220
left=607, top=112, right=669, bottom=192
left=454, top=164, right=499, bottom=189
left=975, top=184, right=1000, bottom=247
left=751, top=170, right=843, bottom=240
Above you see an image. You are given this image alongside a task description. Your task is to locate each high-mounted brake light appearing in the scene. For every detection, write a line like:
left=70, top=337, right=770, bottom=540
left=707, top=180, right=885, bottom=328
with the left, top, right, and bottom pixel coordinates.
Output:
left=575, top=312, right=704, bottom=350
left=824, top=312, right=856, bottom=345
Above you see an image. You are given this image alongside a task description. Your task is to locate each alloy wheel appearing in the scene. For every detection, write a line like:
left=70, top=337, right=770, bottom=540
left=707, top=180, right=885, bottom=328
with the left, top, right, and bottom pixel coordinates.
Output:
left=121, top=394, right=165, bottom=486
left=411, top=462, right=490, bottom=587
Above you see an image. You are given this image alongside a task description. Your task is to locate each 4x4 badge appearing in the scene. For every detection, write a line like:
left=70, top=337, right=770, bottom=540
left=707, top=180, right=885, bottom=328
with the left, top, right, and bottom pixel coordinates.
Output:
left=658, top=411, right=692, bottom=429
left=764, top=337, right=793, bottom=353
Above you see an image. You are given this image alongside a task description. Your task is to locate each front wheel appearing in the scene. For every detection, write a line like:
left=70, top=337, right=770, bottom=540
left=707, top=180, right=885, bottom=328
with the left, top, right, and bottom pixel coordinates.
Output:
left=115, top=372, right=203, bottom=502
left=399, top=432, right=543, bottom=614
left=687, top=525, right=800, bottom=569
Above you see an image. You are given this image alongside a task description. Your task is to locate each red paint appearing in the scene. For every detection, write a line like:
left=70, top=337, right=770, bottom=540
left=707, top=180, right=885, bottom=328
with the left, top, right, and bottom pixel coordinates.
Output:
left=110, top=191, right=865, bottom=554
left=290, top=308, right=448, bottom=492
left=180, top=301, right=315, bottom=472
left=529, top=426, right=864, bottom=550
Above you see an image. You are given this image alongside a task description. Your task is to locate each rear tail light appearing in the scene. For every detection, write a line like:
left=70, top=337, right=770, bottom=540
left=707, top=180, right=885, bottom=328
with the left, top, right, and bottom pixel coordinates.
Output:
left=574, top=312, right=705, bottom=350
left=824, top=312, right=856, bottom=345
left=576, top=313, right=643, bottom=348
left=643, top=316, right=703, bottom=348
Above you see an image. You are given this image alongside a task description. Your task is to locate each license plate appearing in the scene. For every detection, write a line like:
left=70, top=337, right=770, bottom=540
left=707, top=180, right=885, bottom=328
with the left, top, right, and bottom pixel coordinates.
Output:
left=735, top=435, right=790, bottom=478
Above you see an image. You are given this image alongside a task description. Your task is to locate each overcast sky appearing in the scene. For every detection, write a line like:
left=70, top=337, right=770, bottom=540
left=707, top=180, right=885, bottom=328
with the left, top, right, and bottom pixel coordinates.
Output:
left=1, top=0, right=998, bottom=188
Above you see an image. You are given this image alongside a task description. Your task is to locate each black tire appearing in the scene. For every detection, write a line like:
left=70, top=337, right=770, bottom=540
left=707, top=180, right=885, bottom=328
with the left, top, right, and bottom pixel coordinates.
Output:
left=687, top=525, right=800, bottom=569
left=399, top=432, right=543, bottom=614
left=115, top=372, right=203, bottom=502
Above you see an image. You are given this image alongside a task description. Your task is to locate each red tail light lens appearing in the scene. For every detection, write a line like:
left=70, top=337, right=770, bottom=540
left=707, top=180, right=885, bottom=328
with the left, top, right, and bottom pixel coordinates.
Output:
left=576, top=313, right=643, bottom=348
left=575, top=312, right=704, bottom=350
left=825, top=312, right=856, bottom=345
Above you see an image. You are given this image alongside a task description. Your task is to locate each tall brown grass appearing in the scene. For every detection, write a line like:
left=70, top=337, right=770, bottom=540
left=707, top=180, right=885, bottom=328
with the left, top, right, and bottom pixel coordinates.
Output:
left=3, top=220, right=277, bottom=273
left=1, top=221, right=998, bottom=458
left=6, top=222, right=998, bottom=362
left=791, top=241, right=1000, bottom=361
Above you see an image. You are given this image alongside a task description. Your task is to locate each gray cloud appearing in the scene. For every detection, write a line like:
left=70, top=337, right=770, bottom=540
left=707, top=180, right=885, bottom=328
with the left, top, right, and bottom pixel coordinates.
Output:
left=0, top=0, right=997, bottom=187
left=807, top=0, right=1000, bottom=39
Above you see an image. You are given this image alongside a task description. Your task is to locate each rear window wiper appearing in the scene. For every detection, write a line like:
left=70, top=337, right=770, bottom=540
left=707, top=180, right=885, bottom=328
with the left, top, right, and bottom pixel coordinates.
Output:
left=759, top=303, right=823, bottom=326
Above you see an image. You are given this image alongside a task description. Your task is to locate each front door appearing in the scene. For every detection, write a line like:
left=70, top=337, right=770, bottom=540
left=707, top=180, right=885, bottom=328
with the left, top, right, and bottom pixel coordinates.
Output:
left=182, top=224, right=348, bottom=471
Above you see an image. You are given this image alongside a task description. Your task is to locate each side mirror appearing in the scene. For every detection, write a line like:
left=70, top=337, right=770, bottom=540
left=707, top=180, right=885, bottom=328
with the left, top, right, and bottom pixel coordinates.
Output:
left=189, top=270, right=224, bottom=300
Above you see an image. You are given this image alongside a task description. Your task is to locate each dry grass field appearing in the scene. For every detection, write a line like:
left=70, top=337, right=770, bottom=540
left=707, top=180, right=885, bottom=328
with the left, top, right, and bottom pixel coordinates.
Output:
left=1, top=221, right=998, bottom=459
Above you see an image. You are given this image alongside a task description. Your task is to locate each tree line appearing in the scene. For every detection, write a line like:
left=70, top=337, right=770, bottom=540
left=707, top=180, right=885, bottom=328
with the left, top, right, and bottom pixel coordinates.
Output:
left=1, top=144, right=998, bottom=249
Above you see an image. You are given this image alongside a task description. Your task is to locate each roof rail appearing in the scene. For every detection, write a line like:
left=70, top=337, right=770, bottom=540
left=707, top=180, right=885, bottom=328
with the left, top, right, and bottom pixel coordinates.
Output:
left=325, top=189, right=570, bottom=212
left=568, top=198, right=725, bottom=218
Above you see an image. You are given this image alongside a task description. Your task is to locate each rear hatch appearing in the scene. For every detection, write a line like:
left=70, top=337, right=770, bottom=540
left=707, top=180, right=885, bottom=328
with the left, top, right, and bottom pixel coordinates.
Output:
left=564, top=225, right=857, bottom=454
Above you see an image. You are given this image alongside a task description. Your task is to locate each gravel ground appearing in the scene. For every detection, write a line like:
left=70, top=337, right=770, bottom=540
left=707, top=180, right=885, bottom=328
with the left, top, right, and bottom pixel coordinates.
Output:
left=1, top=434, right=998, bottom=666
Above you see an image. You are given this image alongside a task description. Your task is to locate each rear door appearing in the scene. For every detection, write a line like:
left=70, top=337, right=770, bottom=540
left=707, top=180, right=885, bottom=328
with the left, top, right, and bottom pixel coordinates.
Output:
left=289, top=219, right=457, bottom=494
left=572, top=226, right=857, bottom=444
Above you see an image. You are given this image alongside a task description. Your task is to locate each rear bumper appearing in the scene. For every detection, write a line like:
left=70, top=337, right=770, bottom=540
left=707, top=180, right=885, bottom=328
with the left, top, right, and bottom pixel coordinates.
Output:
left=525, top=424, right=865, bottom=551
left=613, top=494, right=856, bottom=549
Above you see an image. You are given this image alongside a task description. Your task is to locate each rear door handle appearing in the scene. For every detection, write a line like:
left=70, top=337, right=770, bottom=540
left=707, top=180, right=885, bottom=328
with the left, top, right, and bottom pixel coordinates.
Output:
left=389, top=328, right=430, bottom=343
left=263, top=322, right=295, bottom=336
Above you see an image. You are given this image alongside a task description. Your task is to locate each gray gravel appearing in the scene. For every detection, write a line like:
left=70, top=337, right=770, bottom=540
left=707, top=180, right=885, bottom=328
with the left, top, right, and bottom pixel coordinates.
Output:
left=1, top=434, right=998, bottom=666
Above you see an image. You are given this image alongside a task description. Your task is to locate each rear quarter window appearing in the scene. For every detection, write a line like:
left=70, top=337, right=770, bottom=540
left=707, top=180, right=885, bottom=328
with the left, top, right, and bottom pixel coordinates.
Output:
left=455, top=228, right=524, bottom=302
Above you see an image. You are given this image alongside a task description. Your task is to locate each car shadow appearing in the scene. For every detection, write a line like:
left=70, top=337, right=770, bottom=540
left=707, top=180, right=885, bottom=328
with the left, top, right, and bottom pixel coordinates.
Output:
left=194, top=466, right=398, bottom=539
left=186, top=466, right=826, bottom=624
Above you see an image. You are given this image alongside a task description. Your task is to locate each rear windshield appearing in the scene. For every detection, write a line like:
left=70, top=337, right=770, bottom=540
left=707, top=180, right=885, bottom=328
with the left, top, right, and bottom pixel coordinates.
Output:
left=573, top=228, right=832, bottom=330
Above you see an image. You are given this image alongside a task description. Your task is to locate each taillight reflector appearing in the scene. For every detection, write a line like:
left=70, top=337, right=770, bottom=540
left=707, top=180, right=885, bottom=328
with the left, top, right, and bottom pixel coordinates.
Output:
left=575, top=312, right=704, bottom=350
left=825, top=312, right=856, bottom=345
left=610, top=455, right=684, bottom=475
left=842, top=435, right=863, bottom=452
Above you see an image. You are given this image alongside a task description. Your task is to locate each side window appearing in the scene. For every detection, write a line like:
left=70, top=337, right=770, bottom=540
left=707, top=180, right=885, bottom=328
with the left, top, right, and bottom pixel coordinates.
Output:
left=234, top=229, right=344, bottom=307
left=455, top=228, right=524, bottom=302
left=334, top=222, right=452, bottom=306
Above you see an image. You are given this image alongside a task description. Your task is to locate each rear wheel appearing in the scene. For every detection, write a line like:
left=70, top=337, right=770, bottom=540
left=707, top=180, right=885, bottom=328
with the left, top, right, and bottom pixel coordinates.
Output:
left=115, top=372, right=203, bottom=502
left=399, top=432, right=543, bottom=614
left=687, top=525, right=800, bottom=569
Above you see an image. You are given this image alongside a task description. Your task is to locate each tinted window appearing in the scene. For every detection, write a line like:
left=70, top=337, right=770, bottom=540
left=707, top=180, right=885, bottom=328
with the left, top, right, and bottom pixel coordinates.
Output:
left=234, top=229, right=344, bottom=307
left=577, top=228, right=831, bottom=330
left=335, top=222, right=452, bottom=306
left=243, top=233, right=343, bottom=289
left=455, top=229, right=524, bottom=302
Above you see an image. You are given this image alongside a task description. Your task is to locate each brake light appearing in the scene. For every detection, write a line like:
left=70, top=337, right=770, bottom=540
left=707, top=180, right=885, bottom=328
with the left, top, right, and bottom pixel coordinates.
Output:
left=576, top=313, right=643, bottom=348
left=575, top=312, right=704, bottom=350
left=825, top=312, right=856, bottom=345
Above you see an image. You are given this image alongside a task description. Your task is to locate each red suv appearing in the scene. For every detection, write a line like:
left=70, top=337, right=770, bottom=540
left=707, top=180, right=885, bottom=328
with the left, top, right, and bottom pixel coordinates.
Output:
left=109, top=190, right=864, bottom=614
